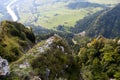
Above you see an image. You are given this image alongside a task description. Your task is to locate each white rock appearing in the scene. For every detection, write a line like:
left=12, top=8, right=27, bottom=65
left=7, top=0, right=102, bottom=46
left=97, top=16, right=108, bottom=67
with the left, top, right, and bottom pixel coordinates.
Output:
left=78, top=31, right=86, bottom=37
left=46, top=37, right=54, bottom=45
left=110, top=78, right=115, bottom=80
left=117, top=40, right=120, bottom=45
left=32, top=76, right=41, bottom=80
left=19, top=61, right=30, bottom=69
left=38, top=47, right=45, bottom=53
left=60, top=46, right=64, bottom=52
left=0, top=56, right=10, bottom=76
left=57, top=45, right=60, bottom=48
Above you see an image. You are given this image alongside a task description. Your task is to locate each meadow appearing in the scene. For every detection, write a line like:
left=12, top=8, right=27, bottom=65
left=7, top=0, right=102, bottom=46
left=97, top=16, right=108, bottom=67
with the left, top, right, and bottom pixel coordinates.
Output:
left=18, top=1, right=103, bottom=29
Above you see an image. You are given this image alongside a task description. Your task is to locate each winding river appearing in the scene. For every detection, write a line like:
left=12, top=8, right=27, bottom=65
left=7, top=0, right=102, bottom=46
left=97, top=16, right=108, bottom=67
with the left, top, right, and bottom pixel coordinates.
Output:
left=7, top=0, right=18, bottom=21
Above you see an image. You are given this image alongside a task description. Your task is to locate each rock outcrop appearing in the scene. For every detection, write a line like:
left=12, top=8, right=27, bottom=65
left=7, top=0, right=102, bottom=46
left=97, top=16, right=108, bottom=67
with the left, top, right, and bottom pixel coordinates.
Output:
left=0, top=56, right=9, bottom=76
left=9, top=34, right=74, bottom=80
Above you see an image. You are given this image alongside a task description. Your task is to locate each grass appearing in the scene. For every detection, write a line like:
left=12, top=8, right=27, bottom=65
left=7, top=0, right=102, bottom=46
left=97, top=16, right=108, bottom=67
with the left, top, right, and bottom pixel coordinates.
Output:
left=33, top=2, right=100, bottom=28
left=3, top=36, right=20, bottom=51
left=18, top=1, right=103, bottom=29
left=36, top=7, right=102, bottom=29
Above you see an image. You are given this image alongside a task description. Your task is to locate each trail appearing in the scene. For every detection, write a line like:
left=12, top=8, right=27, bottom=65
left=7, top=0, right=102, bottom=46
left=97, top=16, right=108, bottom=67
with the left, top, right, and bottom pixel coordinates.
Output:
left=7, top=0, right=18, bottom=21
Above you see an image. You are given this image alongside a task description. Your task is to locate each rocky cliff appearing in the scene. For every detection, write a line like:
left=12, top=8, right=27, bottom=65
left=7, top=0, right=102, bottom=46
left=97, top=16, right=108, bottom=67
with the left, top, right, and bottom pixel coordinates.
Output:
left=9, top=34, right=82, bottom=80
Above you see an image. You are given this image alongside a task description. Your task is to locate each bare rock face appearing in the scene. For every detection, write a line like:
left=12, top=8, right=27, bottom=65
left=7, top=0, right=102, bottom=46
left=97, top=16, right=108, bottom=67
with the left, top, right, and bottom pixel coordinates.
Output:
left=0, top=56, right=10, bottom=76
left=117, top=40, right=120, bottom=45
left=31, top=76, right=42, bottom=80
left=19, top=60, right=30, bottom=69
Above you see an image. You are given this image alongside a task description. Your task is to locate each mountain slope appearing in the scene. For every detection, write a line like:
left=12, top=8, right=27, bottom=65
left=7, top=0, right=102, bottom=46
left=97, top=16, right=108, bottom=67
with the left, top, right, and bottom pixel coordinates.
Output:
left=0, top=0, right=120, bottom=29
left=72, top=4, right=120, bottom=38
left=1, top=0, right=104, bottom=29
left=67, top=2, right=106, bottom=9
left=0, top=20, right=35, bottom=62
left=8, top=35, right=82, bottom=80
left=79, top=36, right=120, bottom=80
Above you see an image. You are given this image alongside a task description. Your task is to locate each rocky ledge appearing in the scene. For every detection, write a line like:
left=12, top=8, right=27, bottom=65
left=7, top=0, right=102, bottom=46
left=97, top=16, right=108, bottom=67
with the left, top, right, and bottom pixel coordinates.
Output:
left=0, top=56, right=9, bottom=76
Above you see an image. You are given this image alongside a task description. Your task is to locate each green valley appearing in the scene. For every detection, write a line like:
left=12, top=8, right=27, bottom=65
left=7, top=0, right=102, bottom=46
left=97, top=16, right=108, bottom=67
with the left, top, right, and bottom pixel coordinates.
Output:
left=1, top=0, right=120, bottom=80
left=18, top=0, right=103, bottom=29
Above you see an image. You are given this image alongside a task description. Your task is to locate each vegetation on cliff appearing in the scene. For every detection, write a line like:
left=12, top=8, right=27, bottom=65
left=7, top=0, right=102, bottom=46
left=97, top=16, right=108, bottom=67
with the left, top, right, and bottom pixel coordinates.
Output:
left=0, top=20, right=35, bottom=62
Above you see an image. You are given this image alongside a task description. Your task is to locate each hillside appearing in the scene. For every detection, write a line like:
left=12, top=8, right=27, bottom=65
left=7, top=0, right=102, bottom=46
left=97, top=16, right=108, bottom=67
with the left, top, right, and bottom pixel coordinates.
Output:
left=71, top=4, right=120, bottom=38
left=1, top=20, right=120, bottom=80
left=0, top=0, right=106, bottom=29
left=67, top=2, right=106, bottom=9
left=79, top=36, right=120, bottom=80
left=0, top=20, right=35, bottom=62
left=6, top=34, right=83, bottom=80
left=0, top=0, right=120, bottom=29
left=3, top=33, right=120, bottom=80
left=1, top=0, right=120, bottom=80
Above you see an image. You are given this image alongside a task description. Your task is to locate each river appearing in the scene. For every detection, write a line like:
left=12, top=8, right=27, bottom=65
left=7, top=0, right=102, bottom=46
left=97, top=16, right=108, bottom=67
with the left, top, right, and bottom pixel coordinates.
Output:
left=7, top=0, right=18, bottom=21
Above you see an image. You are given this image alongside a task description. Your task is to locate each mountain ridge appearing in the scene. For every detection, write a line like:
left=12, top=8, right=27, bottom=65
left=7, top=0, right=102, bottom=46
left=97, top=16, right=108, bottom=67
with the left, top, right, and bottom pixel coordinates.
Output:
left=71, top=4, right=120, bottom=38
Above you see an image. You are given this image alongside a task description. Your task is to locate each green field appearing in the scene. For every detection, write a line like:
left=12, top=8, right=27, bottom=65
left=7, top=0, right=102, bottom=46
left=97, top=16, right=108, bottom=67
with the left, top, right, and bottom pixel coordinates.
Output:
left=0, top=0, right=119, bottom=29
left=35, top=7, right=102, bottom=29
left=18, top=1, right=103, bottom=29
left=17, top=0, right=120, bottom=29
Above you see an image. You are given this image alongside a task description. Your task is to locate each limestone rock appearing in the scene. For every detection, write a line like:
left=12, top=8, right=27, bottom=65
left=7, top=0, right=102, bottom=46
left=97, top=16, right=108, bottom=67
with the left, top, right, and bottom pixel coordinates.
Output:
left=0, top=56, right=10, bottom=76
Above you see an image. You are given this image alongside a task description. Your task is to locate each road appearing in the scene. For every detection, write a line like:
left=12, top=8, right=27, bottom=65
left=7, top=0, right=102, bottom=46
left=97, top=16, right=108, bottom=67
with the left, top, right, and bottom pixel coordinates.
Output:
left=7, top=0, right=18, bottom=21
